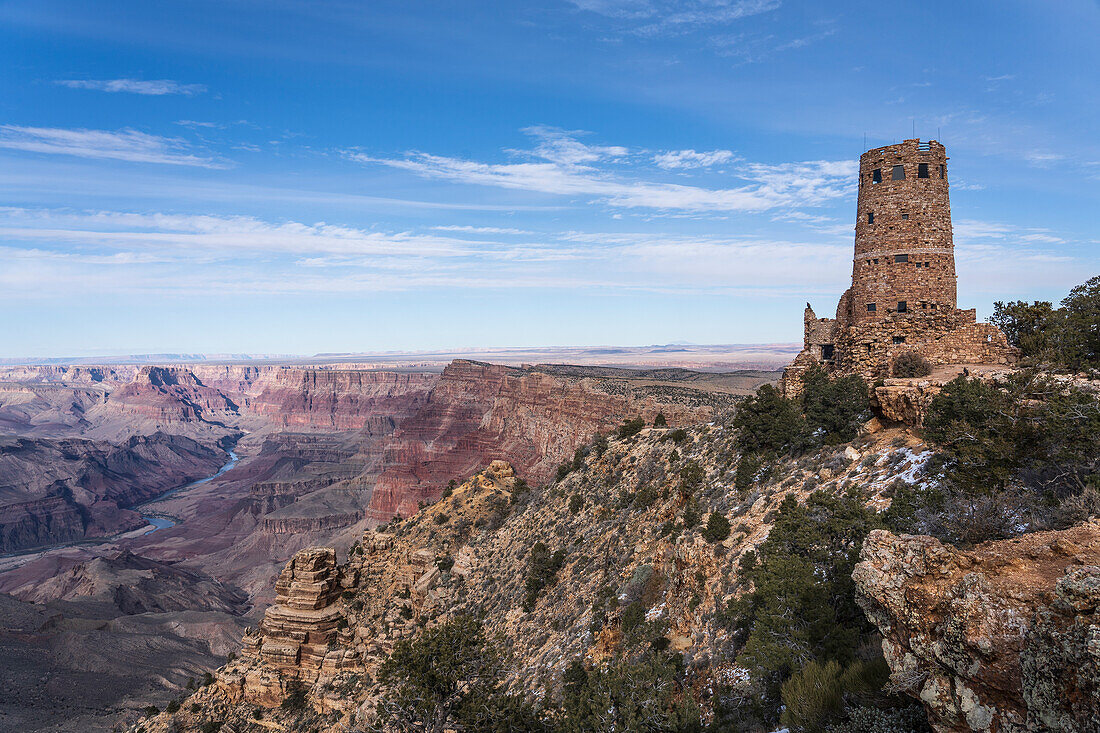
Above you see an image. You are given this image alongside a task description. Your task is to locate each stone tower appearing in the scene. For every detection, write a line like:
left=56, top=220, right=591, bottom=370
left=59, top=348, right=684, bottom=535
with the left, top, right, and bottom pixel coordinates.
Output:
left=782, top=139, right=1014, bottom=394
left=846, top=140, right=956, bottom=324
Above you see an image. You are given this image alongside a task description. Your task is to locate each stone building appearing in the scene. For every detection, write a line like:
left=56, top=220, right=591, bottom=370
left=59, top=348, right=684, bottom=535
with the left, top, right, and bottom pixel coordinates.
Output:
left=782, top=139, right=1015, bottom=394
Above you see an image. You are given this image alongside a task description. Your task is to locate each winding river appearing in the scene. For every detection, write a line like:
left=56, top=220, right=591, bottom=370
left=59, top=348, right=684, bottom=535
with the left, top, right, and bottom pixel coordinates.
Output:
left=135, top=449, right=239, bottom=534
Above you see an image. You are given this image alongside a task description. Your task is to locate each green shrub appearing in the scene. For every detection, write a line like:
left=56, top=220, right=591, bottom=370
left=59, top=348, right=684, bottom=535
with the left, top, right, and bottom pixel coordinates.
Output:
left=681, top=500, right=701, bottom=528
left=523, top=542, right=566, bottom=611
left=620, top=601, right=645, bottom=634
left=569, top=494, right=584, bottom=514
left=165, top=700, right=180, bottom=714
left=892, top=351, right=932, bottom=378
left=377, top=615, right=547, bottom=731
left=780, top=659, right=844, bottom=732
left=801, top=365, right=871, bottom=445
left=143, top=705, right=159, bottom=717
left=669, top=428, right=689, bottom=443
left=731, top=490, right=881, bottom=704
left=734, top=384, right=810, bottom=454
left=200, top=723, right=223, bottom=733
left=678, top=460, right=704, bottom=499
left=617, top=417, right=646, bottom=439
left=559, top=652, right=699, bottom=731
left=734, top=454, right=760, bottom=496
left=633, top=484, right=660, bottom=509
left=826, top=705, right=931, bottom=733
left=702, top=511, right=731, bottom=542
left=434, top=512, right=449, bottom=524
left=654, top=412, right=667, bottom=427
left=436, top=555, right=454, bottom=572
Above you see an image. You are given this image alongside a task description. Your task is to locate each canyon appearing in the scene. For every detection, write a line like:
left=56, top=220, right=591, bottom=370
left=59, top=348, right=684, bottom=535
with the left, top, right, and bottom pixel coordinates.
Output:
left=0, top=357, right=769, bottom=730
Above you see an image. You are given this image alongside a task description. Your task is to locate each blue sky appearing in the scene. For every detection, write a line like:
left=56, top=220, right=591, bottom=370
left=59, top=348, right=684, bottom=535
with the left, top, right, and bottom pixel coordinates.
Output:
left=0, top=0, right=1097, bottom=358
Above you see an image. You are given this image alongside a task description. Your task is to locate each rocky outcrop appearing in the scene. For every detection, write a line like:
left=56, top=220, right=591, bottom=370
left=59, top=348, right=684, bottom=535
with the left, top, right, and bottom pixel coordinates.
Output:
left=854, top=522, right=1100, bottom=733
left=875, top=378, right=942, bottom=426
left=233, top=548, right=358, bottom=705
left=367, top=360, right=709, bottom=520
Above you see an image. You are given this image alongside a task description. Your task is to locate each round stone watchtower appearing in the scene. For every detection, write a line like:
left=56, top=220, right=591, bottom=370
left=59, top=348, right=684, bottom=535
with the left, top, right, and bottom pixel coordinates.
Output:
left=847, top=139, right=956, bottom=324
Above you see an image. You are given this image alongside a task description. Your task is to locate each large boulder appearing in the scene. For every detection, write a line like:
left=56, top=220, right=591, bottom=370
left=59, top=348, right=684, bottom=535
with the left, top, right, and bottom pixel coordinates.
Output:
left=853, top=521, right=1100, bottom=732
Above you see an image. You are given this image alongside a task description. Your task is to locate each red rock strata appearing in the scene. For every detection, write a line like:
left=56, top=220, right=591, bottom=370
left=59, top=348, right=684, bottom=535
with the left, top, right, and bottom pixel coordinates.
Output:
left=103, top=366, right=238, bottom=422
left=366, top=360, right=708, bottom=520
left=246, top=370, right=435, bottom=431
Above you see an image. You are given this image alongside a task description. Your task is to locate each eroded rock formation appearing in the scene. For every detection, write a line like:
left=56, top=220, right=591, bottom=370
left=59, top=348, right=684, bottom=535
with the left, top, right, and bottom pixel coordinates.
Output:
left=854, top=522, right=1100, bottom=733
left=234, top=548, right=358, bottom=706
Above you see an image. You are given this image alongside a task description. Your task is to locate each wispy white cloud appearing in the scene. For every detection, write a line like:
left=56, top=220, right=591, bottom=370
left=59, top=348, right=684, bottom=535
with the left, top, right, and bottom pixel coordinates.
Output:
left=432, top=225, right=531, bottom=235
left=0, top=126, right=226, bottom=168
left=55, top=78, right=206, bottom=95
left=2, top=208, right=1083, bottom=302
left=653, top=149, right=738, bottom=169
left=572, top=0, right=782, bottom=37
left=347, top=127, right=854, bottom=213
left=0, top=208, right=472, bottom=257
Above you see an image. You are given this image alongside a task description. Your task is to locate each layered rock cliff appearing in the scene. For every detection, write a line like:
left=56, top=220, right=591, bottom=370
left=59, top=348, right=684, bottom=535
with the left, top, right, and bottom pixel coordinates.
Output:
left=366, top=359, right=710, bottom=520
left=245, top=369, right=435, bottom=431
left=854, top=523, right=1100, bottom=733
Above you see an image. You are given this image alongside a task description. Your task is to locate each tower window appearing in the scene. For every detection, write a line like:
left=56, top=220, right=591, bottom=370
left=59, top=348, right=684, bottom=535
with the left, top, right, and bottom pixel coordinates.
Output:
left=901, top=213, right=909, bottom=220
left=895, top=254, right=908, bottom=263
left=925, top=261, right=930, bottom=267
left=867, top=212, right=874, bottom=224
left=918, top=162, right=930, bottom=178
left=893, top=336, right=906, bottom=344
left=939, top=164, right=945, bottom=178
left=897, top=301, right=908, bottom=313
left=872, top=168, right=882, bottom=183
left=866, top=303, right=876, bottom=312
left=822, top=345, right=835, bottom=359
left=891, top=164, right=905, bottom=180
left=873, top=258, right=879, bottom=264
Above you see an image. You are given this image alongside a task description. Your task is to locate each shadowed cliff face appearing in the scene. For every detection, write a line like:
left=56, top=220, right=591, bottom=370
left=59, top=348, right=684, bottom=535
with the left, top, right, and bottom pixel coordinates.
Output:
left=854, top=523, right=1100, bottom=733
left=0, top=433, right=227, bottom=553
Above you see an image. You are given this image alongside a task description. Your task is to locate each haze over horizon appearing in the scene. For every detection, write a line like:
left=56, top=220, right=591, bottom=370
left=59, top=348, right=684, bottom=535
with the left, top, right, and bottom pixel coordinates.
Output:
left=2, top=0, right=1097, bottom=358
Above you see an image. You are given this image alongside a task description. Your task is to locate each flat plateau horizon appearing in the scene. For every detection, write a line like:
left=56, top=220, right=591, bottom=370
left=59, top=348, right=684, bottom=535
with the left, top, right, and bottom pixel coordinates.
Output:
left=0, top=341, right=800, bottom=371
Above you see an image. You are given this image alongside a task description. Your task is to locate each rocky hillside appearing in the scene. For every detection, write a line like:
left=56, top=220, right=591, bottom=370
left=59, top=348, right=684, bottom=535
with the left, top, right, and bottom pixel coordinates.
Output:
left=139, top=411, right=934, bottom=732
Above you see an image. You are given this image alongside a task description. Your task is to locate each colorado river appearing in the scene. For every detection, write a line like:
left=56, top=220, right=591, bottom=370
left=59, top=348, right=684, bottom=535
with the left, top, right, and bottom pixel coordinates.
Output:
left=136, top=449, right=239, bottom=534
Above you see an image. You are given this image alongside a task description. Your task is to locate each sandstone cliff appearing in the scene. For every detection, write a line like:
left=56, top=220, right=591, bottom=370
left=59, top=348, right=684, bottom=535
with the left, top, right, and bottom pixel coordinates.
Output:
left=366, top=359, right=710, bottom=520
left=854, top=524, right=1100, bottom=733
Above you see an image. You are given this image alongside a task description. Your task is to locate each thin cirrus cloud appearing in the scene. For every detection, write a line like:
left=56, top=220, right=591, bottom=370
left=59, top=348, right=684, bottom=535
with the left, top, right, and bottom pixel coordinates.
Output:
left=571, top=0, right=782, bottom=36
left=55, top=78, right=206, bottom=95
left=0, top=125, right=225, bottom=168
left=347, top=126, right=855, bottom=213
left=0, top=207, right=1082, bottom=299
